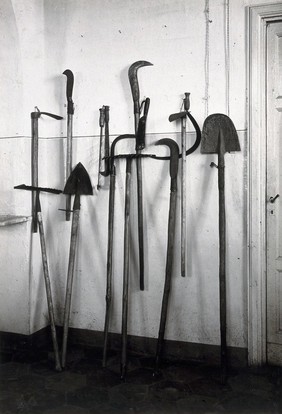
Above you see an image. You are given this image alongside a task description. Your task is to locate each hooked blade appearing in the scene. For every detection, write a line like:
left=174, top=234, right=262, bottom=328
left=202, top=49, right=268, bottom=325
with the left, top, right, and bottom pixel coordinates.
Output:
left=64, top=162, right=93, bottom=195
left=128, top=61, right=153, bottom=115
left=63, top=69, right=74, bottom=115
left=155, top=138, right=179, bottom=180
left=31, top=110, right=63, bottom=120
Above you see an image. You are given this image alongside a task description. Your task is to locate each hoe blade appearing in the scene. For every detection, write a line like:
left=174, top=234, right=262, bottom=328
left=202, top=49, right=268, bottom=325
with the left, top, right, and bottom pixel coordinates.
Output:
left=201, top=113, right=240, bottom=154
left=64, top=162, right=93, bottom=195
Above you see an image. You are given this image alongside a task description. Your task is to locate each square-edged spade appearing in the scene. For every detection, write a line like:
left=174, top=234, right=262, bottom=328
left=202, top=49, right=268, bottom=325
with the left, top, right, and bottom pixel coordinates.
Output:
left=201, top=113, right=240, bottom=384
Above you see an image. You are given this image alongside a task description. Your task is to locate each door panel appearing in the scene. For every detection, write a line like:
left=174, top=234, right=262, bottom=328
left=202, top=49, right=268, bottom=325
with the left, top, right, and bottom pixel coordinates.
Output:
left=267, top=21, right=282, bottom=366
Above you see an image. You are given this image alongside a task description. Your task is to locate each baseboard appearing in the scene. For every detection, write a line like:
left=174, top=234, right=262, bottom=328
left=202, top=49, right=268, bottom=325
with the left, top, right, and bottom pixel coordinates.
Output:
left=0, top=327, right=248, bottom=367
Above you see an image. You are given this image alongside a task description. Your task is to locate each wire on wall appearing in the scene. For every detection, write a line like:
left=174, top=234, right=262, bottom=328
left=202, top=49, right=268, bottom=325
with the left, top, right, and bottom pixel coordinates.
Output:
left=224, top=0, right=230, bottom=116
left=204, top=0, right=210, bottom=118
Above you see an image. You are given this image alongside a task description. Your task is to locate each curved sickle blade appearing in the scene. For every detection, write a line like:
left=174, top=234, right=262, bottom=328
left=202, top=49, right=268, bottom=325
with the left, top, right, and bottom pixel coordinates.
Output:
left=128, top=61, right=153, bottom=115
left=155, top=138, right=179, bottom=179
left=63, top=69, right=74, bottom=115
left=109, top=134, right=136, bottom=173
left=155, top=112, right=201, bottom=160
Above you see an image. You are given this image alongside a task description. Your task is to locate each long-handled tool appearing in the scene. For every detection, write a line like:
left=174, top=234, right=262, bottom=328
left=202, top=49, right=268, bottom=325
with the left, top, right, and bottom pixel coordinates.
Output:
left=201, top=113, right=240, bottom=384
left=121, top=155, right=133, bottom=380
left=62, top=69, right=74, bottom=221
left=31, top=108, right=63, bottom=233
left=14, top=184, right=62, bottom=371
left=102, top=134, right=135, bottom=368
left=128, top=60, right=153, bottom=291
left=154, top=139, right=179, bottom=372
left=61, top=162, right=93, bottom=368
left=169, top=93, right=191, bottom=277
left=97, top=106, right=105, bottom=190
left=100, top=105, right=110, bottom=178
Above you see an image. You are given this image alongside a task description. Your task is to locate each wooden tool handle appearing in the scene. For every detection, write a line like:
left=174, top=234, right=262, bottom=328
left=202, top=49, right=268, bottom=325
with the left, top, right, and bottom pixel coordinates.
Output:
left=218, top=140, right=227, bottom=384
left=103, top=173, right=116, bottom=367
left=121, top=158, right=132, bottom=380
left=31, top=115, right=39, bottom=233
left=38, top=211, right=62, bottom=371
left=62, top=203, right=80, bottom=368
left=155, top=186, right=177, bottom=371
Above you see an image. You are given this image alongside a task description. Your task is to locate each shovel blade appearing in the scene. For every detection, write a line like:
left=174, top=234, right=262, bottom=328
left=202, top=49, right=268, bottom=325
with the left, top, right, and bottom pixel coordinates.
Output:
left=201, top=113, right=240, bottom=154
left=64, top=162, right=93, bottom=195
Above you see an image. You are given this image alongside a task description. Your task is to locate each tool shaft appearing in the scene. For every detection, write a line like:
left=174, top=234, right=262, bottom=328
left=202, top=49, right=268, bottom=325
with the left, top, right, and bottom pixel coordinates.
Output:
left=218, top=137, right=227, bottom=384
left=31, top=116, right=39, bottom=233
left=98, top=107, right=105, bottom=189
left=66, top=114, right=73, bottom=220
left=38, top=211, right=61, bottom=371
left=62, top=199, right=80, bottom=368
left=102, top=171, right=116, bottom=367
left=155, top=185, right=177, bottom=370
left=181, top=116, right=187, bottom=277
left=121, top=158, right=132, bottom=380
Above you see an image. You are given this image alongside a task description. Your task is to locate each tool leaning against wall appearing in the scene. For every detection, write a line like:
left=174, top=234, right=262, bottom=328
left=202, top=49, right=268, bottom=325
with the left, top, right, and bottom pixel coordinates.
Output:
left=102, top=133, right=135, bottom=369
left=61, top=162, right=93, bottom=369
left=30, top=107, right=63, bottom=233
left=169, top=92, right=192, bottom=278
left=153, top=138, right=179, bottom=373
left=201, top=113, right=240, bottom=384
left=62, top=69, right=74, bottom=222
left=128, top=60, right=153, bottom=292
left=14, top=184, right=62, bottom=372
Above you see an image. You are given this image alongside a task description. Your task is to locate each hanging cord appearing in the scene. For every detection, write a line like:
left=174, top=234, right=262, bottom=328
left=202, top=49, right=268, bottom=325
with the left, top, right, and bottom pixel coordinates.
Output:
left=204, top=0, right=210, bottom=118
left=224, top=0, right=230, bottom=116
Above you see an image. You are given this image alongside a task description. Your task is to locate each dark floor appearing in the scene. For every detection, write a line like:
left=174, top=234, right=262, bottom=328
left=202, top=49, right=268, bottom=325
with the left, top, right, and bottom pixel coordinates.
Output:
left=0, top=346, right=281, bottom=414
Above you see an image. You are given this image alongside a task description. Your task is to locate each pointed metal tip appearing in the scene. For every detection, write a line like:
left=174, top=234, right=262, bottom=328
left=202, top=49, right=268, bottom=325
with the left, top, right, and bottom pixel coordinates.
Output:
left=64, top=162, right=93, bottom=196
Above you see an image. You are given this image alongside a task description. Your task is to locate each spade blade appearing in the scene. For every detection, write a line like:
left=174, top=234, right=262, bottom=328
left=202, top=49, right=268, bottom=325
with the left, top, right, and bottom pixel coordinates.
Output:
left=64, top=162, right=93, bottom=195
left=201, top=113, right=240, bottom=154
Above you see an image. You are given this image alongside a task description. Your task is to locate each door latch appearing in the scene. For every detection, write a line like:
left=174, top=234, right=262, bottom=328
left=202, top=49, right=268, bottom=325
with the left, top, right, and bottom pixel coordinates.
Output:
left=269, top=194, right=280, bottom=203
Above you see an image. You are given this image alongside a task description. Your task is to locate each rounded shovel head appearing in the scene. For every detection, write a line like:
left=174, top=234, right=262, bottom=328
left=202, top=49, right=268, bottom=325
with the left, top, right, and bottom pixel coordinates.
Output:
left=63, top=162, right=93, bottom=195
left=201, top=113, right=240, bottom=154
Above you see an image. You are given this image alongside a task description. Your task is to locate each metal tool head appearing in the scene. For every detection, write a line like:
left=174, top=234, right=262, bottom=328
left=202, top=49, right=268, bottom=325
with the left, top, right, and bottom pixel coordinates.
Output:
left=168, top=111, right=186, bottom=123
left=63, top=162, right=93, bottom=195
left=155, top=138, right=179, bottom=180
left=14, top=184, right=62, bottom=194
left=136, top=97, right=150, bottom=150
left=201, top=113, right=240, bottom=154
left=63, top=69, right=74, bottom=114
left=109, top=134, right=136, bottom=173
left=128, top=61, right=153, bottom=114
left=31, top=107, right=63, bottom=121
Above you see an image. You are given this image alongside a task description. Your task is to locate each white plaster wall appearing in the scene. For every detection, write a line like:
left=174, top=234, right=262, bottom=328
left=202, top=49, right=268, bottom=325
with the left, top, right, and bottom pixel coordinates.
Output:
left=0, top=0, right=279, bottom=346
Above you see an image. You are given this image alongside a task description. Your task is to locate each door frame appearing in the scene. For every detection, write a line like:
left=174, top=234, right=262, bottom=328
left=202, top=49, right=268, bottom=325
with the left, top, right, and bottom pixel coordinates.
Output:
left=248, top=3, right=282, bottom=366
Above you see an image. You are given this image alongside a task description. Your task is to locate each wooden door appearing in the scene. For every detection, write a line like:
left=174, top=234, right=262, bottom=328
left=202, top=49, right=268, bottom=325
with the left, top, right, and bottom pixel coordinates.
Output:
left=266, top=21, right=282, bottom=366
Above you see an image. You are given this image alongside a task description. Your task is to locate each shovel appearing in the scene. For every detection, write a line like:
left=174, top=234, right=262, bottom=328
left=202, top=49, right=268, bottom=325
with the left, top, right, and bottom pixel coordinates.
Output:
left=201, top=113, right=240, bottom=384
left=154, top=138, right=179, bottom=372
left=61, top=162, right=93, bottom=368
left=14, top=184, right=62, bottom=371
